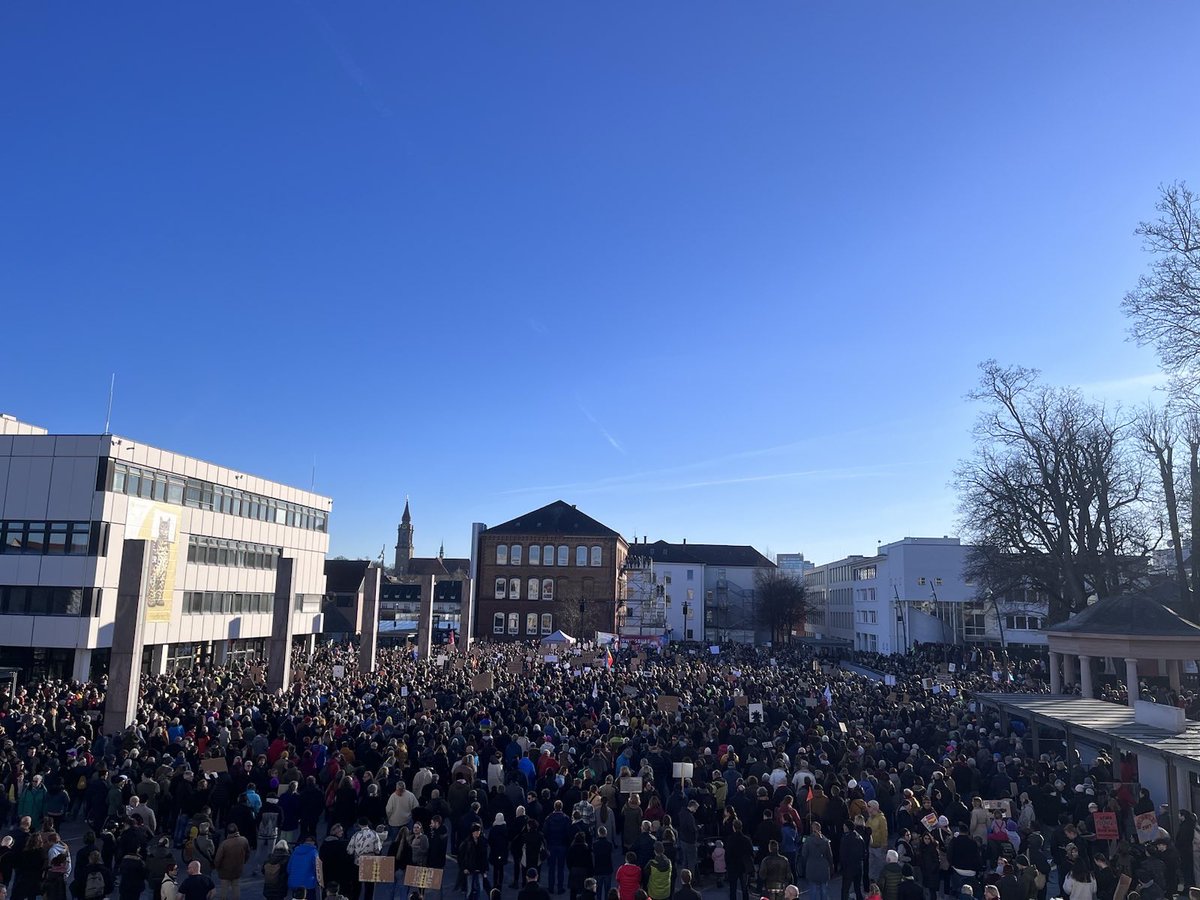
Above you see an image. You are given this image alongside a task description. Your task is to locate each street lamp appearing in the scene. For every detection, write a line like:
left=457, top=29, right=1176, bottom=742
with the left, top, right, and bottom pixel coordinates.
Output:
left=681, top=600, right=690, bottom=642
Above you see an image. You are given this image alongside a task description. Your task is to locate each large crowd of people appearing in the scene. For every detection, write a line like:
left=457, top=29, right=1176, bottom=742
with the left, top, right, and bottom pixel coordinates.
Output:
left=0, top=638, right=1197, bottom=900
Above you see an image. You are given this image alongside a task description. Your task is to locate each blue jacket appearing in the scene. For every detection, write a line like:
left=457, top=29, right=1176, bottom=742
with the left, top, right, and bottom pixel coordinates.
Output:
left=288, top=843, right=319, bottom=890
left=545, top=811, right=571, bottom=849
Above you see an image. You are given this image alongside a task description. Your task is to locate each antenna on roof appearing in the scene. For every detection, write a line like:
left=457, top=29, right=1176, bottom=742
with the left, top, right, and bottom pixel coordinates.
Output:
left=311, top=454, right=317, bottom=492
left=103, top=373, right=116, bottom=434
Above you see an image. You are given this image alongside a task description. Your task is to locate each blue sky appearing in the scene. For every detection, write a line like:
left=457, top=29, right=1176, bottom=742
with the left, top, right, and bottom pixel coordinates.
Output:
left=3, top=3, right=1196, bottom=565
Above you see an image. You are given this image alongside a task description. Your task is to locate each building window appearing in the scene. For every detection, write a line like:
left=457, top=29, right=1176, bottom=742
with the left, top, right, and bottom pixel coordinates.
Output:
left=1005, top=615, right=1043, bottom=631
left=495, top=577, right=507, bottom=599
left=964, top=613, right=987, bottom=638
left=576, top=546, right=588, bottom=567
left=529, top=545, right=540, bottom=565
left=526, top=613, right=538, bottom=634
left=507, top=613, right=519, bottom=635
left=496, top=544, right=508, bottom=565
left=557, top=545, right=568, bottom=566
left=917, top=577, right=926, bottom=586
left=1, top=521, right=100, bottom=557
left=541, top=613, right=553, bottom=634
left=590, top=545, right=602, bottom=567
left=686, top=569, right=693, bottom=581
left=542, top=579, right=554, bottom=601
left=511, top=544, right=522, bottom=566
left=935, top=578, right=943, bottom=586
left=543, top=545, right=554, bottom=566
left=528, top=578, right=540, bottom=601
left=509, top=578, right=520, bottom=600
left=493, top=613, right=505, bottom=634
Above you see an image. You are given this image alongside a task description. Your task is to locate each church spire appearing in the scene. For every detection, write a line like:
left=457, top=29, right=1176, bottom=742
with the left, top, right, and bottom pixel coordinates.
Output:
left=395, top=497, right=414, bottom=574
left=439, top=541, right=445, bottom=560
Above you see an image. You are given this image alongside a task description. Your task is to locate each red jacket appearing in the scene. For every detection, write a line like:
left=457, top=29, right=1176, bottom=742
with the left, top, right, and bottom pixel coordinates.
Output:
left=616, top=863, right=643, bottom=900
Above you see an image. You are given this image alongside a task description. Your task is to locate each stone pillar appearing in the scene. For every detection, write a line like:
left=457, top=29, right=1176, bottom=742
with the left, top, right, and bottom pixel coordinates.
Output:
left=72, top=648, right=93, bottom=683
left=1125, top=657, right=1140, bottom=707
left=360, top=564, right=381, bottom=674
left=1168, top=658, right=1182, bottom=691
left=1063, top=653, right=1077, bottom=688
left=1079, top=655, right=1093, bottom=699
left=267, top=558, right=296, bottom=692
left=107, top=540, right=150, bottom=732
left=460, top=574, right=475, bottom=650
left=417, top=574, right=436, bottom=659
left=1049, top=651, right=1062, bottom=694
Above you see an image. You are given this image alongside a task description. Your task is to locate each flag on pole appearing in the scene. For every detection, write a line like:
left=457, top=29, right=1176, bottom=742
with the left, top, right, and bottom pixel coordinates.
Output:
left=448, top=629, right=456, bottom=649
left=605, top=648, right=614, bottom=669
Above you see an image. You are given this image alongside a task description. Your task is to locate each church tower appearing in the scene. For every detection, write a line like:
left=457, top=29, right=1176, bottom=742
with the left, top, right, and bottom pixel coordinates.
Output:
left=395, top=498, right=414, bottom=574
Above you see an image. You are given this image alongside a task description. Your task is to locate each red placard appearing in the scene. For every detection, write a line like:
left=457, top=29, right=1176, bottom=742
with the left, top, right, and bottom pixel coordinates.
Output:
left=1094, top=811, right=1119, bottom=841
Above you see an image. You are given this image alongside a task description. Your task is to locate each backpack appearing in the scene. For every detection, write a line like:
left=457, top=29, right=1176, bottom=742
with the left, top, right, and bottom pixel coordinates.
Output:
left=84, top=871, right=106, bottom=900
left=263, top=860, right=283, bottom=886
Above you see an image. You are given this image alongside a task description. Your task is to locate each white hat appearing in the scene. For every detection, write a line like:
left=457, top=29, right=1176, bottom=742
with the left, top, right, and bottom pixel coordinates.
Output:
left=847, top=779, right=857, bottom=789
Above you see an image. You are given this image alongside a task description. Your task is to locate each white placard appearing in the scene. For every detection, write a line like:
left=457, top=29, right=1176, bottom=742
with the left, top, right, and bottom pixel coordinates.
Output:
left=749, top=702, right=764, bottom=721
left=332, top=665, right=346, bottom=679
left=672, top=762, right=694, bottom=780
left=401, top=686, right=409, bottom=697
left=948, top=663, right=957, bottom=672
left=545, top=655, right=558, bottom=663
left=709, top=646, right=720, bottom=655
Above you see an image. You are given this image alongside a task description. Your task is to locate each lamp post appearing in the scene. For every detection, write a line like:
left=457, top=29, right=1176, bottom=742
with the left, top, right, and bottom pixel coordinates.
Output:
left=681, top=600, right=690, bottom=642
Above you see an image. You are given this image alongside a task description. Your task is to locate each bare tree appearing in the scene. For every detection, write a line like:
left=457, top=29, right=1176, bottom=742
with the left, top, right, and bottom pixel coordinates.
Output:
left=956, top=361, right=1151, bottom=625
left=1135, top=403, right=1193, bottom=614
left=1122, top=182, right=1200, bottom=396
left=754, top=568, right=810, bottom=645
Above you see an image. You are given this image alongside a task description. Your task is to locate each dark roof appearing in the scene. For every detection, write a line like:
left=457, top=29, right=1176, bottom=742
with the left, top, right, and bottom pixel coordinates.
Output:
left=484, top=500, right=620, bottom=538
left=406, top=557, right=471, bottom=577
left=1048, top=593, right=1200, bottom=637
left=629, top=541, right=774, bottom=569
left=324, top=559, right=371, bottom=594
left=626, top=541, right=704, bottom=565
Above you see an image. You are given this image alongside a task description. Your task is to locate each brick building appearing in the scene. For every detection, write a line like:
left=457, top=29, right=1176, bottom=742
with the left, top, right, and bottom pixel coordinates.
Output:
left=474, top=500, right=628, bottom=642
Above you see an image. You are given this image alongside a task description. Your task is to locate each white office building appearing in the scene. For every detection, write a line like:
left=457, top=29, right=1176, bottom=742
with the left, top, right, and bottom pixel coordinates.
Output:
left=0, top=414, right=330, bottom=702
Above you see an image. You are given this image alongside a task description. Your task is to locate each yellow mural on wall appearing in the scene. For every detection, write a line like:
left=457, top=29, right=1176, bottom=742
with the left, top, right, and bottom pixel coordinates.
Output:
left=126, top=498, right=181, bottom=624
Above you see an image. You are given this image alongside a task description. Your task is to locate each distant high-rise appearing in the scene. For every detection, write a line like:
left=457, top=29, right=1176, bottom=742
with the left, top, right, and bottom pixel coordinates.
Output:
left=776, top=553, right=814, bottom=578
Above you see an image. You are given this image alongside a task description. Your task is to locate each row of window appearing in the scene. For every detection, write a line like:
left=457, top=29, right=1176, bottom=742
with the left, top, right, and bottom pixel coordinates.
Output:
left=492, top=611, right=554, bottom=636
left=494, top=577, right=559, bottom=601
left=105, top=460, right=329, bottom=532
left=182, top=591, right=275, bottom=615
left=186, top=536, right=281, bottom=570
left=856, top=609, right=879, bottom=624
left=0, top=585, right=102, bottom=617
left=495, top=544, right=602, bottom=567
left=855, top=632, right=879, bottom=652
left=1, top=520, right=103, bottom=556
left=854, top=566, right=877, bottom=581
left=1004, top=615, right=1044, bottom=631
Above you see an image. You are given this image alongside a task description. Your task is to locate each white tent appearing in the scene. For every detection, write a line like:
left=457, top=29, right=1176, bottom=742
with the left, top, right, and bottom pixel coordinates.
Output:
left=540, top=629, right=576, bottom=646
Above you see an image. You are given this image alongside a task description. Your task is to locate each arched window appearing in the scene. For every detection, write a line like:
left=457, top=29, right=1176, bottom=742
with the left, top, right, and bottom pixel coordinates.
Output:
left=509, top=578, right=520, bottom=600
left=576, top=546, right=588, bottom=567
left=541, top=613, right=553, bottom=634
left=529, top=545, right=541, bottom=565
left=493, top=613, right=505, bottom=634
left=510, top=544, right=522, bottom=566
left=544, top=545, right=555, bottom=566
left=557, top=545, right=568, bottom=566
left=496, top=544, right=508, bottom=565
left=542, top=579, right=555, bottom=601
left=591, top=546, right=602, bottom=567
left=494, top=577, right=507, bottom=599
left=528, top=578, right=540, bottom=600
left=526, top=613, right=538, bottom=634
left=507, top=613, right=519, bottom=634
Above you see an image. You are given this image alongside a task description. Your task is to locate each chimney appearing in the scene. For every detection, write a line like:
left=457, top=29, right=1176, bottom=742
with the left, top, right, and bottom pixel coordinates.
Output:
left=682, top=538, right=686, bottom=545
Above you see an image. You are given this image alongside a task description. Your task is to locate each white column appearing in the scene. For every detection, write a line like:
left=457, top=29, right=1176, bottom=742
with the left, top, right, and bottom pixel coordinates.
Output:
left=1125, top=657, right=1140, bottom=707
left=1063, top=653, right=1078, bottom=688
left=72, top=648, right=93, bottom=683
left=1079, top=655, right=1093, bottom=699
left=1168, top=658, right=1182, bottom=691
left=1049, top=651, right=1063, bottom=694
left=150, top=644, right=168, bottom=675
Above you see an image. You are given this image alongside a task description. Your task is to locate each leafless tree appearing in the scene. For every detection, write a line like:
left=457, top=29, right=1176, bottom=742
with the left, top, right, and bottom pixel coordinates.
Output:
left=956, top=361, right=1151, bottom=625
left=1122, top=182, right=1200, bottom=396
left=754, top=568, right=810, bottom=645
